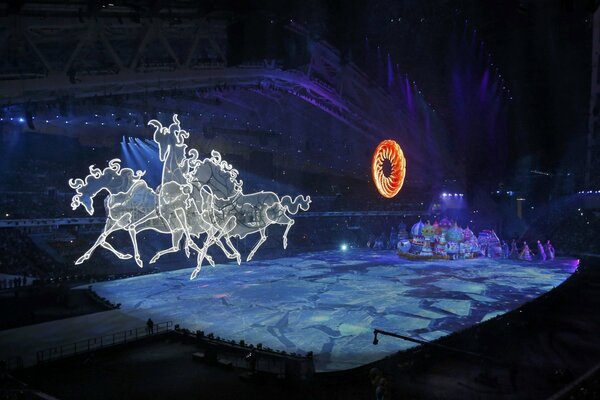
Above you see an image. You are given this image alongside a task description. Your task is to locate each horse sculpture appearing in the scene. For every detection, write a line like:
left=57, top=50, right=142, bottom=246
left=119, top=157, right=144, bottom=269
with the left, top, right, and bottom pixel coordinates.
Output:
left=69, top=114, right=311, bottom=279
left=148, top=116, right=242, bottom=268
left=69, top=159, right=160, bottom=266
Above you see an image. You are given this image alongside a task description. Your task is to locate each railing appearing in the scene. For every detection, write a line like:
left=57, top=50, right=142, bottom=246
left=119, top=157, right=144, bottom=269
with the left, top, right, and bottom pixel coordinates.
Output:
left=3, top=356, right=23, bottom=371
left=35, top=321, right=173, bottom=364
left=546, top=360, right=600, bottom=400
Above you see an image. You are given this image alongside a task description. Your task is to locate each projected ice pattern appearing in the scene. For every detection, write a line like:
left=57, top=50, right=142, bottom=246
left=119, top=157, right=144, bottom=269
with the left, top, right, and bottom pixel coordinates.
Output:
left=69, top=114, right=311, bottom=279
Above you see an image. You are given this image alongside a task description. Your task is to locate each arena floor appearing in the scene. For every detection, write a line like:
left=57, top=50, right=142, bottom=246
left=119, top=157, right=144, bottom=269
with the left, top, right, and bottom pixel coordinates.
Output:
left=92, top=249, right=578, bottom=371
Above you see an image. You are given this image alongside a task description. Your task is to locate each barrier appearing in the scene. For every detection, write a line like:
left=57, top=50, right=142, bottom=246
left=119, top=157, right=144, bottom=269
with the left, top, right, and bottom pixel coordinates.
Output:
left=35, top=321, right=173, bottom=364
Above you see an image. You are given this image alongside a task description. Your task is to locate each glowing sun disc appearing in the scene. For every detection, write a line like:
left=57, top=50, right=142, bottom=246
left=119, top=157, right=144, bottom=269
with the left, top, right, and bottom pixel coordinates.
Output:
left=372, top=139, right=406, bottom=198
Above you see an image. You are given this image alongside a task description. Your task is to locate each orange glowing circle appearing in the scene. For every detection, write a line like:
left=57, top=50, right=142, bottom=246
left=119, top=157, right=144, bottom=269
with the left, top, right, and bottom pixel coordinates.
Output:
left=372, top=139, right=406, bottom=198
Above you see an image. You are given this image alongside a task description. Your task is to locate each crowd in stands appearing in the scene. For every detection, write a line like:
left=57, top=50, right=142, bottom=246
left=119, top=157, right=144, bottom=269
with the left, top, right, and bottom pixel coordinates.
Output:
left=0, top=191, right=93, bottom=220
left=524, top=204, right=600, bottom=256
left=0, top=230, right=63, bottom=278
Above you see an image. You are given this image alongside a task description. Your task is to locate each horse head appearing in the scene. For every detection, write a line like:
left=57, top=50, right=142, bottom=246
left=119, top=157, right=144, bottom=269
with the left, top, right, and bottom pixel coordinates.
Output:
left=69, top=175, right=96, bottom=215
left=148, top=118, right=170, bottom=162
left=68, top=159, right=142, bottom=216
left=169, top=114, right=189, bottom=145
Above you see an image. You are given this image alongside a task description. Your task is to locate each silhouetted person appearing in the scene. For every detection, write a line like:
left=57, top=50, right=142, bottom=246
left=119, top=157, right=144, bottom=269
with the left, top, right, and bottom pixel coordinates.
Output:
left=246, top=349, right=257, bottom=374
left=146, top=318, right=154, bottom=334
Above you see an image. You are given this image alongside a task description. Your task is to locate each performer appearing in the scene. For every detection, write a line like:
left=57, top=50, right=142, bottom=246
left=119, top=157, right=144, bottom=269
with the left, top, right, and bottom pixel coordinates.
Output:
left=374, top=233, right=386, bottom=250
left=367, top=233, right=375, bottom=249
left=519, top=241, right=533, bottom=261
left=501, top=240, right=509, bottom=258
left=509, top=239, right=519, bottom=259
left=388, top=227, right=397, bottom=250
left=536, top=240, right=546, bottom=261
left=545, top=240, right=555, bottom=260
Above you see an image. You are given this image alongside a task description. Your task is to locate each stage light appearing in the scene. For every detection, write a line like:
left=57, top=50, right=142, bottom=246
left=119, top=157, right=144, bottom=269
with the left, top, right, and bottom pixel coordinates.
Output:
left=341, top=244, right=348, bottom=251
left=18, top=117, right=24, bottom=123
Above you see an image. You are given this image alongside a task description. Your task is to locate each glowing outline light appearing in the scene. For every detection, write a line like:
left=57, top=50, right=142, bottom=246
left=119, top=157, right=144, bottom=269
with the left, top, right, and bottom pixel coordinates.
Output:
left=372, top=139, right=406, bottom=198
left=69, top=114, right=311, bottom=279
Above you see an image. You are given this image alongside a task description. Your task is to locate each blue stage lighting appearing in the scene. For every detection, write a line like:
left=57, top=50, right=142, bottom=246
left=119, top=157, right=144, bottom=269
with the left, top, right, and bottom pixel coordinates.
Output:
left=18, top=117, right=24, bottom=123
left=340, top=244, right=348, bottom=251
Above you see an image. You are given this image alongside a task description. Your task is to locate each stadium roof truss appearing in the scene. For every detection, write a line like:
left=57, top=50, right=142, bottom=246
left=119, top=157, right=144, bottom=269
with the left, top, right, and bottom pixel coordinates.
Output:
left=0, top=10, right=405, bottom=140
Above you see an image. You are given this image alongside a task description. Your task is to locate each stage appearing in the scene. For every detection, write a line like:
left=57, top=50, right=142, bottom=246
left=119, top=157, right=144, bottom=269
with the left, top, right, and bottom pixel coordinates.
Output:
left=90, top=249, right=578, bottom=371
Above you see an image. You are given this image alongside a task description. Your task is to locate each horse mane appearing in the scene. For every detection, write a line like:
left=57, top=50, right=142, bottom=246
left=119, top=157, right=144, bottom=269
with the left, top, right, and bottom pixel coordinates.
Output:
left=69, top=159, right=145, bottom=211
left=186, top=150, right=243, bottom=195
left=208, top=150, right=243, bottom=188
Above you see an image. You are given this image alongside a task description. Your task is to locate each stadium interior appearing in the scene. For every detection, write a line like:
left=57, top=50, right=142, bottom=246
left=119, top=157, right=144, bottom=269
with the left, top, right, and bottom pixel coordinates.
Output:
left=0, top=1, right=599, bottom=399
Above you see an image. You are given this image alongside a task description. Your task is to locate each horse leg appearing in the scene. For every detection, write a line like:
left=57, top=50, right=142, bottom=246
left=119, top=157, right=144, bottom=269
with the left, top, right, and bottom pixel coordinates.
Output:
left=190, top=232, right=219, bottom=280
left=281, top=217, right=294, bottom=249
left=75, top=214, right=131, bottom=264
left=173, top=209, right=194, bottom=259
left=177, top=210, right=214, bottom=266
left=157, top=207, right=190, bottom=259
left=203, top=218, right=237, bottom=262
left=127, top=227, right=144, bottom=268
left=214, top=238, right=237, bottom=261
left=223, top=237, right=241, bottom=265
left=190, top=239, right=210, bottom=280
left=202, top=229, right=238, bottom=267
left=209, top=215, right=240, bottom=264
left=247, top=228, right=267, bottom=262
left=100, top=241, right=132, bottom=260
left=193, top=231, right=215, bottom=267
left=149, top=230, right=184, bottom=264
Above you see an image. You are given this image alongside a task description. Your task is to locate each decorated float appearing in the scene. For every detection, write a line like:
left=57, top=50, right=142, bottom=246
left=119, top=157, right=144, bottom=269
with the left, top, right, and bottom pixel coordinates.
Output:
left=397, top=218, right=499, bottom=261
